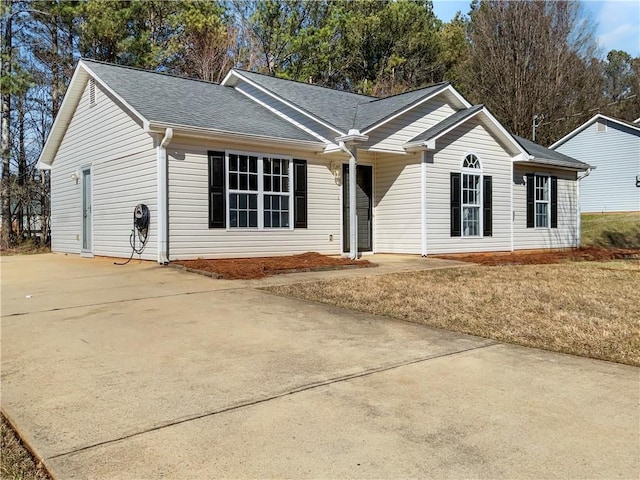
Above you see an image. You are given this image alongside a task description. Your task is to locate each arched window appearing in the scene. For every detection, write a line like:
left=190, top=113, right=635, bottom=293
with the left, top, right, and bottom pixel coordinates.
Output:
left=461, top=154, right=481, bottom=236
left=463, top=154, right=480, bottom=169
left=451, top=154, right=492, bottom=238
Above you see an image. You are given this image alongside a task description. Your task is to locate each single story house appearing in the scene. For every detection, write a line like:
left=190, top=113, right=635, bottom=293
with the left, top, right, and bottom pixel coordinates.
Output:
left=550, top=114, right=640, bottom=213
left=38, top=59, right=590, bottom=263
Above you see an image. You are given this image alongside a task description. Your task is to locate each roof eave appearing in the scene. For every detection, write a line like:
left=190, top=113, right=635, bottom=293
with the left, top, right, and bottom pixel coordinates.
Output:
left=362, top=83, right=468, bottom=135
left=223, top=70, right=346, bottom=136
left=550, top=113, right=640, bottom=149
left=514, top=158, right=591, bottom=172
left=38, top=60, right=151, bottom=166
left=147, top=121, right=325, bottom=152
left=37, top=64, right=87, bottom=166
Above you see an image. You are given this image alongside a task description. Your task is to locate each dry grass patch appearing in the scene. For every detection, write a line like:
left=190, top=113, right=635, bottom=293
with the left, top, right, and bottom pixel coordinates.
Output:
left=266, top=263, right=639, bottom=366
left=1, top=414, right=51, bottom=480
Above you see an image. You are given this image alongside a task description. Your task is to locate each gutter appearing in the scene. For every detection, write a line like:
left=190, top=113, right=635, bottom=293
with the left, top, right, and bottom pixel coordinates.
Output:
left=146, top=121, right=324, bottom=152
left=157, top=128, right=173, bottom=264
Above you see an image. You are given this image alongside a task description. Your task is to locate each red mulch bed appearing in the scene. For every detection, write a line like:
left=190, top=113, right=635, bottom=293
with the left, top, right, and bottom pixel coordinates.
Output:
left=435, top=247, right=640, bottom=266
left=173, top=252, right=374, bottom=280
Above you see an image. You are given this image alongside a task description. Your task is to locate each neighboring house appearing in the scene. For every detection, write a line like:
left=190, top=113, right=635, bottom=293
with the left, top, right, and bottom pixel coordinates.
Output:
left=551, top=114, right=640, bottom=213
left=38, top=59, right=590, bottom=263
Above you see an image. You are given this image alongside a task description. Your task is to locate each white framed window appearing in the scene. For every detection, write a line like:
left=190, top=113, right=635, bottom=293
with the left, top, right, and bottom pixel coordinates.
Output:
left=462, top=154, right=481, bottom=237
left=535, top=175, right=550, bottom=228
left=226, top=152, right=292, bottom=229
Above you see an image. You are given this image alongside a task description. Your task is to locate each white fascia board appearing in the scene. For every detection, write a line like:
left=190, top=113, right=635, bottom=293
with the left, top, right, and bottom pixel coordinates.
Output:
left=234, top=84, right=332, bottom=145
left=402, top=109, right=486, bottom=152
left=549, top=114, right=600, bottom=148
left=513, top=160, right=589, bottom=172
left=362, top=84, right=471, bottom=136
left=597, top=114, right=640, bottom=133
left=335, top=132, right=368, bottom=144
left=147, top=121, right=325, bottom=152
left=39, top=61, right=152, bottom=167
left=220, top=69, right=238, bottom=87
left=445, top=84, right=473, bottom=109
left=550, top=113, right=640, bottom=149
left=37, top=65, right=87, bottom=166
left=225, top=70, right=345, bottom=137
left=80, top=61, right=148, bottom=125
left=404, top=140, right=436, bottom=152
left=322, top=143, right=342, bottom=154
left=511, top=152, right=533, bottom=161
left=480, top=108, right=529, bottom=158
left=634, top=117, right=640, bottom=123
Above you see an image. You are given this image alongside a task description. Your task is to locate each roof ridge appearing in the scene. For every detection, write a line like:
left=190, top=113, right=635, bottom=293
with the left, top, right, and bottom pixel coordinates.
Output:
left=232, top=68, right=377, bottom=99
left=80, top=58, right=225, bottom=87
left=359, top=81, right=451, bottom=105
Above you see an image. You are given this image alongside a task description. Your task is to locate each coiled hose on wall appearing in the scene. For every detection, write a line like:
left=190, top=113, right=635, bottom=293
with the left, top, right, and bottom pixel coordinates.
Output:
left=114, top=204, right=150, bottom=265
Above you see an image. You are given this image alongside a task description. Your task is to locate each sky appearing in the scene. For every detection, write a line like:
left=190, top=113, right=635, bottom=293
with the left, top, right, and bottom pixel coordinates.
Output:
left=431, top=0, right=640, bottom=57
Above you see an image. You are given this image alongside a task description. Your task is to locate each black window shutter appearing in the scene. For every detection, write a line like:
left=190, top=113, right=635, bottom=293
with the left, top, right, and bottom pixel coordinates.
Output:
left=450, top=173, right=461, bottom=237
left=208, top=151, right=225, bottom=228
left=293, top=159, right=307, bottom=228
left=483, top=175, right=492, bottom=237
left=550, top=176, right=558, bottom=228
left=526, top=173, right=534, bottom=228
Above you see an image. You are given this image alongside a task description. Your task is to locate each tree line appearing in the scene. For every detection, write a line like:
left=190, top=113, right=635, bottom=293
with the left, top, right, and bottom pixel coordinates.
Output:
left=1, top=0, right=638, bottom=248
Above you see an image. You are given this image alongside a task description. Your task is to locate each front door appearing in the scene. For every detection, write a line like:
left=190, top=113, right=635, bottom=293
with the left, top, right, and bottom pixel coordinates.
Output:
left=343, top=164, right=373, bottom=253
left=82, top=167, right=92, bottom=253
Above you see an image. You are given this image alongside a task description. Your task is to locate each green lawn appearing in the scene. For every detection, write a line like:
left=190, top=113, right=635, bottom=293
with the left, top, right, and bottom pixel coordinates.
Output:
left=581, top=212, right=640, bottom=249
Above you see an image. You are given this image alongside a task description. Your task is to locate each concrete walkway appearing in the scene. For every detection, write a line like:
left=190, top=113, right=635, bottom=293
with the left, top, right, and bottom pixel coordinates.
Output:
left=1, top=254, right=638, bottom=479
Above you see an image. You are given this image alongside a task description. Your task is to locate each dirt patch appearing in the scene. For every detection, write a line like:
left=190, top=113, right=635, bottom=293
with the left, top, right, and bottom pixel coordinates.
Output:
left=173, top=252, right=374, bottom=280
left=434, top=247, right=640, bottom=266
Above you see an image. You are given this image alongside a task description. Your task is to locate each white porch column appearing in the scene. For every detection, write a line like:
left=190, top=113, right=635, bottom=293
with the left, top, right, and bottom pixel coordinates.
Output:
left=336, top=130, right=368, bottom=260
left=348, top=145, right=358, bottom=259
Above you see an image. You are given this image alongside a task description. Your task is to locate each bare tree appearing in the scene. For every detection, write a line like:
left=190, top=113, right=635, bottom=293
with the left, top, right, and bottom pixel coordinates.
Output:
left=182, top=24, right=239, bottom=84
left=463, top=0, right=601, bottom=145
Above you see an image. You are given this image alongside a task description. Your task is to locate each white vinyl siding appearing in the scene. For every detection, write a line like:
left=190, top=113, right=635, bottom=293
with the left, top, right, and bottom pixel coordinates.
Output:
left=374, top=152, right=423, bottom=253
left=424, top=118, right=512, bottom=254
left=168, top=137, right=341, bottom=259
left=91, top=150, right=157, bottom=259
left=513, top=166, right=578, bottom=250
left=554, top=121, right=640, bottom=213
left=363, top=96, right=456, bottom=152
left=50, top=78, right=156, bottom=258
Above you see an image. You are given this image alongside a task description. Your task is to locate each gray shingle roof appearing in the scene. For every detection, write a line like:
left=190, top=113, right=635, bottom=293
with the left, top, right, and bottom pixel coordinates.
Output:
left=82, top=60, right=318, bottom=143
left=353, top=83, right=450, bottom=131
left=514, top=135, right=591, bottom=169
left=234, top=69, right=374, bottom=133
left=406, top=105, right=484, bottom=144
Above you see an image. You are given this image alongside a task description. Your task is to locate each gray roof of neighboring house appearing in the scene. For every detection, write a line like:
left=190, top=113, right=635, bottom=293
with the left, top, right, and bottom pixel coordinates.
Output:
left=514, top=135, right=591, bottom=169
left=82, top=60, right=318, bottom=143
left=406, top=105, right=484, bottom=144
left=234, top=69, right=374, bottom=133
left=353, top=83, right=450, bottom=131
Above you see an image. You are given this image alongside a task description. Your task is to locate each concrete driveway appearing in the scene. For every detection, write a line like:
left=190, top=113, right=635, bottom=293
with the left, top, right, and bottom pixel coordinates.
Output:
left=1, top=254, right=638, bottom=479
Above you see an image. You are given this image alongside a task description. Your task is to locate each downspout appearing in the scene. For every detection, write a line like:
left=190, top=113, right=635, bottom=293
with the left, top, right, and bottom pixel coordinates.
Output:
left=421, top=151, right=427, bottom=257
left=338, top=141, right=358, bottom=260
left=157, top=128, right=173, bottom=264
left=576, top=168, right=591, bottom=248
